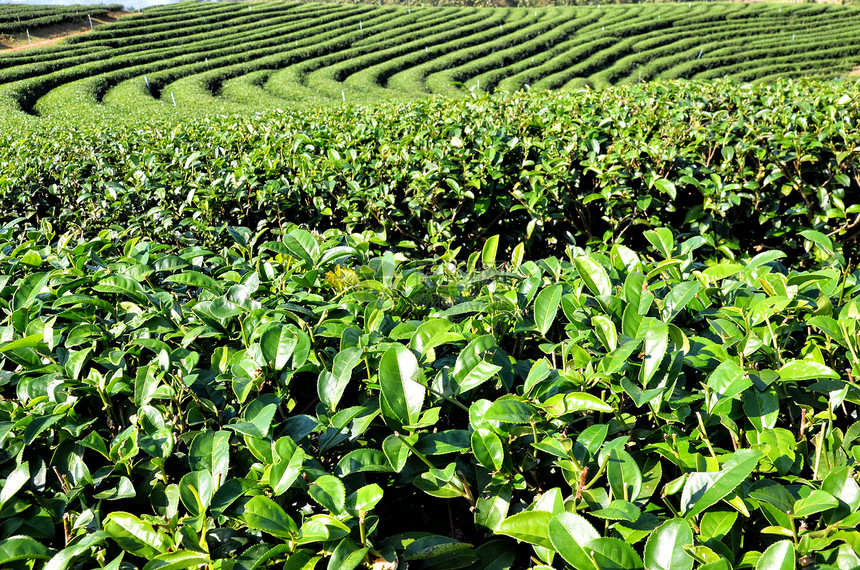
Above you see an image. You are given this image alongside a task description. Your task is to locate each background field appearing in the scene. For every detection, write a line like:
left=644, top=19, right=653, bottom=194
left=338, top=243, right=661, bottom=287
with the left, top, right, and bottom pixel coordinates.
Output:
left=2, top=1, right=860, bottom=121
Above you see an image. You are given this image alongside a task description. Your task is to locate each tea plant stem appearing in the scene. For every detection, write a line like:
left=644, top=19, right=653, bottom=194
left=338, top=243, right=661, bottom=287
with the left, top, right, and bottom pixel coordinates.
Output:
left=359, top=511, right=369, bottom=561
left=393, top=431, right=435, bottom=470
left=456, top=470, right=476, bottom=508
left=697, top=412, right=717, bottom=460
left=422, top=382, right=469, bottom=412
left=813, top=423, right=825, bottom=480
left=764, top=316, right=784, bottom=366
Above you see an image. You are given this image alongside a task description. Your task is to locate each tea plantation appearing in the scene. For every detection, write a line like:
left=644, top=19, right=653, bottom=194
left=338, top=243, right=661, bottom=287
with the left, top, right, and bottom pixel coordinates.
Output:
left=0, top=2, right=859, bottom=570
left=2, top=1, right=860, bottom=119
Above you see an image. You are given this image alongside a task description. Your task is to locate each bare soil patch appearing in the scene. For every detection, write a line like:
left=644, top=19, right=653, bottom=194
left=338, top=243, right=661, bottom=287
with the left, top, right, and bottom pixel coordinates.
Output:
left=0, top=12, right=132, bottom=52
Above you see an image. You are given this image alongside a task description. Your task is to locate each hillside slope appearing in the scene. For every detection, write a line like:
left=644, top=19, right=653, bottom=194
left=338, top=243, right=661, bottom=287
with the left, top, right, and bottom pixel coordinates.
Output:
left=0, top=1, right=858, bottom=120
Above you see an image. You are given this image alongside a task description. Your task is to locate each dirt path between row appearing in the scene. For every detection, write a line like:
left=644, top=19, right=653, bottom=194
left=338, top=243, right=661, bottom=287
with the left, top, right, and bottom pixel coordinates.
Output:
left=0, top=12, right=133, bottom=53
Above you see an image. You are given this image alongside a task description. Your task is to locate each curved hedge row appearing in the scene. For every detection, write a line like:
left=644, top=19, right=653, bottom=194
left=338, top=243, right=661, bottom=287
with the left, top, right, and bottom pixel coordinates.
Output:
left=0, top=2, right=860, bottom=118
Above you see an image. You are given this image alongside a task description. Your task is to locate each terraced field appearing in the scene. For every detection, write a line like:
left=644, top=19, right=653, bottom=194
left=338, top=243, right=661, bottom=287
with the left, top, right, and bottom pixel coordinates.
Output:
left=2, top=0, right=860, bottom=121
left=0, top=3, right=122, bottom=38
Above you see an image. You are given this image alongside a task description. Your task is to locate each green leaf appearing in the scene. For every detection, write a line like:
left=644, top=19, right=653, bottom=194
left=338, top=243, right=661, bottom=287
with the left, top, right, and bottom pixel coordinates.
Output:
left=12, top=272, right=50, bottom=311
left=0, top=333, right=44, bottom=354
left=410, top=319, right=464, bottom=359
left=654, top=178, right=677, bottom=200
left=778, top=359, right=840, bottom=381
left=382, top=433, right=414, bottom=472
left=328, top=537, right=369, bottom=570
left=792, top=490, right=839, bottom=517
left=484, top=398, right=535, bottom=424
left=681, top=449, right=762, bottom=519
left=608, top=449, right=642, bottom=502
left=593, top=315, right=618, bottom=352
left=188, top=431, right=230, bottom=489
left=452, top=335, right=501, bottom=394
left=482, top=235, right=499, bottom=268
left=542, top=392, right=613, bottom=417
left=270, top=436, right=305, bottom=496
left=243, top=495, right=298, bottom=539
left=822, top=467, right=860, bottom=520
left=755, top=540, right=794, bottom=570
left=94, top=274, right=148, bottom=305
left=643, top=518, right=694, bottom=570
left=663, top=282, right=700, bottom=322
left=164, top=271, right=223, bottom=295
left=104, top=512, right=170, bottom=558
left=586, top=537, right=644, bottom=569
left=261, top=325, right=298, bottom=371
left=548, top=512, right=599, bottom=570
left=641, top=320, right=668, bottom=385
left=644, top=228, right=674, bottom=259
left=534, top=284, right=563, bottom=336
left=496, top=511, right=553, bottom=548
left=472, top=428, right=504, bottom=471
left=706, top=359, right=750, bottom=414
left=345, top=484, right=384, bottom=513
left=178, top=470, right=213, bottom=517
left=0, top=535, right=53, bottom=564
left=575, top=255, right=612, bottom=297
left=141, top=551, right=212, bottom=570
left=283, top=229, right=319, bottom=267
left=318, top=347, right=362, bottom=411
left=743, top=387, right=779, bottom=432
left=45, top=531, right=108, bottom=570
left=309, top=475, right=346, bottom=514
left=379, top=343, right=425, bottom=426
left=475, top=541, right=516, bottom=570
left=0, top=461, right=29, bottom=509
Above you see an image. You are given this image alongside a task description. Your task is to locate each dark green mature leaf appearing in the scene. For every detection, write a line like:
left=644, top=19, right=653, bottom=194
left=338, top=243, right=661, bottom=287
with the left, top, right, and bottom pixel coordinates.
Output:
left=608, top=449, right=642, bottom=502
left=270, top=437, right=305, bottom=496
left=242, top=496, right=297, bottom=539
left=474, top=541, right=516, bottom=570
left=452, top=335, right=501, bottom=394
left=178, top=470, right=213, bottom=517
left=643, top=518, right=694, bottom=570
left=0, top=333, right=43, bottom=354
left=164, top=271, right=223, bottom=295
left=542, top=392, right=612, bottom=417
left=104, top=512, right=170, bottom=558
left=472, top=428, right=504, bottom=471
left=485, top=398, right=535, bottom=424
left=589, top=537, right=644, bottom=569
left=12, top=272, right=50, bottom=311
left=283, top=229, right=319, bottom=268
left=95, top=274, right=149, bottom=305
left=189, top=431, right=230, bottom=489
left=0, top=535, right=53, bottom=564
left=309, top=475, right=346, bottom=514
left=261, top=325, right=298, bottom=371
left=792, top=490, right=839, bottom=517
left=379, top=343, right=424, bottom=426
